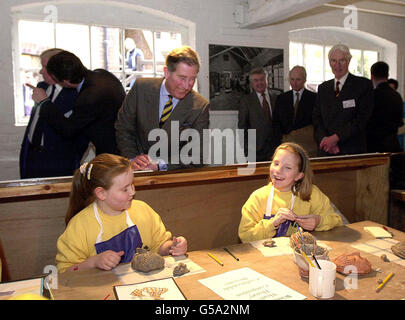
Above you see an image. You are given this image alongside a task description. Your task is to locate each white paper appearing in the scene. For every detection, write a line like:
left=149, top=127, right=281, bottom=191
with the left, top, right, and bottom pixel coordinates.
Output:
left=114, top=277, right=185, bottom=300
left=113, top=254, right=205, bottom=284
left=198, top=267, right=306, bottom=300
left=0, top=278, right=43, bottom=300
left=363, top=226, right=392, bottom=238
left=351, top=238, right=405, bottom=267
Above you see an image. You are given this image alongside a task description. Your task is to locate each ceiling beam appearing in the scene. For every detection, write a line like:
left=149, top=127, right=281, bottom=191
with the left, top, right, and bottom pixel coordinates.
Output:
left=237, top=0, right=335, bottom=29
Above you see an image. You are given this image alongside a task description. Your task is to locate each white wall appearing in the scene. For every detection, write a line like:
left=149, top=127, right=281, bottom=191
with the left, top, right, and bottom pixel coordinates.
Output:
left=0, top=0, right=404, bottom=180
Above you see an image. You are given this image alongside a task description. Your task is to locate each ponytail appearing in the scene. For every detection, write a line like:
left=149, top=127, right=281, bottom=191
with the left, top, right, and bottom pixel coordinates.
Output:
left=65, top=153, right=132, bottom=226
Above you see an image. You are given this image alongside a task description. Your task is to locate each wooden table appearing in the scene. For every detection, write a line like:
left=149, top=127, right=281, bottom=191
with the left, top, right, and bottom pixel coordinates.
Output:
left=53, top=221, right=405, bottom=300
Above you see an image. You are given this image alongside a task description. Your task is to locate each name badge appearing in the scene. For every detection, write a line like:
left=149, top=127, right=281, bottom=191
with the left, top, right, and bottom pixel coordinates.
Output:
left=342, top=99, right=356, bottom=109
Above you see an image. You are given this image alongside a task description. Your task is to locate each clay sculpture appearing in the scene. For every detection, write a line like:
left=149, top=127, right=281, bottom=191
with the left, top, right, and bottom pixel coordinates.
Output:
left=131, top=247, right=165, bottom=273
left=332, top=252, right=372, bottom=275
left=173, top=262, right=190, bottom=277
left=391, top=241, right=405, bottom=259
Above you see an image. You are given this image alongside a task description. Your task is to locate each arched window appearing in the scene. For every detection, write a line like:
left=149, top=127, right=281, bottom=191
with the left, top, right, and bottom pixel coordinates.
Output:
left=11, top=1, right=195, bottom=125
left=288, top=27, right=397, bottom=92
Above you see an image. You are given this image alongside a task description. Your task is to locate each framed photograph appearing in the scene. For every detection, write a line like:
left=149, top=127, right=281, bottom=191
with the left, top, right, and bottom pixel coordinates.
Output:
left=209, top=44, right=284, bottom=111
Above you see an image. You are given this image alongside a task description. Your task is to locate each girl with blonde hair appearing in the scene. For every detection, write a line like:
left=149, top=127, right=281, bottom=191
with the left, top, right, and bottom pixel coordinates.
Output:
left=238, top=142, right=342, bottom=242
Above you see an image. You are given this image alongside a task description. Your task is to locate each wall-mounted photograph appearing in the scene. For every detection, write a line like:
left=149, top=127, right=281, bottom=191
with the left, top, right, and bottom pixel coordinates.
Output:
left=209, top=44, right=284, bottom=111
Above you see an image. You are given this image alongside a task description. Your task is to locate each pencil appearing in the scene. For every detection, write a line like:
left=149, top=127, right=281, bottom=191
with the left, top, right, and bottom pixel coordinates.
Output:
left=376, top=272, right=394, bottom=292
left=296, top=226, right=305, bottom=243
left=224, top=247, right=239, bottom=261
left=301, top=250, right=316, bottom=268
left=312, top=254, right=322, bottom=269
left=48, top=286, right=55, bottom=300
left=208, top=252, right=224, bottom=266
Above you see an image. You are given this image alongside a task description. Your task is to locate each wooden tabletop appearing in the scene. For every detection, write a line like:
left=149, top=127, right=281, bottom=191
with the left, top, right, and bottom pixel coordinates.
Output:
left=53, top=221, right=405, bottom=300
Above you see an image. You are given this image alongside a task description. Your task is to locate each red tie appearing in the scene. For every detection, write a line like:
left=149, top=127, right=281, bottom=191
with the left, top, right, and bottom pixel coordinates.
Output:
left=262, top=93, right=271, bottom=121
left=335, top=81, right=340, bottom=97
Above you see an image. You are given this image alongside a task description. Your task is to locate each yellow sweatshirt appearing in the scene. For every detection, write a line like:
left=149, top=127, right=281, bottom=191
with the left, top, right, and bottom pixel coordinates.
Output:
left=56, top=200, right=172, bottom=273
left=238, top=183, right=343, bottom=243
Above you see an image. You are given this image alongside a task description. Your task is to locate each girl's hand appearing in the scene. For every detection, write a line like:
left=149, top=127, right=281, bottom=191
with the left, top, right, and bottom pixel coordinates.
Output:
left=169, top=236, right=187, bottom=256
left=295, top=215, right=321, bottom=231
left=93, top=250, right=124, bottom=270
left=272, top=208, right=296, bottom=228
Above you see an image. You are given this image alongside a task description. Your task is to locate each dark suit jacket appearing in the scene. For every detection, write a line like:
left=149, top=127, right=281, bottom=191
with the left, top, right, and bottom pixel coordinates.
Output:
left=238, top=90, right=277, bottom=161
left=39, top=69, right=125, bottom=155
left=367, top=81, right=404, bottom=152
left=273, top=88, right=316, bottom=145
left=19, top=82, right=88, bottom=179
left=313, top=73, right=374, bottom=156
left=115, top=78, right=210, bottom=170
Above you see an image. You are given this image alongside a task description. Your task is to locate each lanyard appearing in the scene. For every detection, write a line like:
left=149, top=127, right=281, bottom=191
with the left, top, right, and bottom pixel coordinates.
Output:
left=93, top=202, right=135, bottom=244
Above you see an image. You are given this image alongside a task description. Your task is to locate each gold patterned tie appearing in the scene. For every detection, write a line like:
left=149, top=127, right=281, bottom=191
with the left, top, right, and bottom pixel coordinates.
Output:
left=159, top=95, right=173, bottom=128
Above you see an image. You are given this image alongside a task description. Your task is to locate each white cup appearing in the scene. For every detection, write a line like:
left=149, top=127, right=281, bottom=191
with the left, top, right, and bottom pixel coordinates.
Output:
left=309, top=260, right=336, bottom=299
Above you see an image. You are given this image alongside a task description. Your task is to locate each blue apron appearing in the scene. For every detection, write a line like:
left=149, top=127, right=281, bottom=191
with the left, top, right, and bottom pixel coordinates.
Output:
left=93, top=202, right=143, bottom=263
left=263, top=186, right=296, bottom=237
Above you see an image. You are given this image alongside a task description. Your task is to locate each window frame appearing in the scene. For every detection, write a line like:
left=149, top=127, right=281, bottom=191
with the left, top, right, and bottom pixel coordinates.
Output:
left=13, top=18, right=182, bottom=126
left=289, top=41, right=379, bottom=91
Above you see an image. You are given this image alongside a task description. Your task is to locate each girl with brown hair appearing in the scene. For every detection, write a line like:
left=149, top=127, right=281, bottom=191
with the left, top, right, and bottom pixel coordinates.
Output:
left=56, top=153, right=187, bottom=273
left=238, top=142, right=342, bottom=242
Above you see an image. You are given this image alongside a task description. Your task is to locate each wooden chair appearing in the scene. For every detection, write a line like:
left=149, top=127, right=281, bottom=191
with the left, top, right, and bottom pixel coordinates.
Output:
left=0, top=237, right=11, bottom=282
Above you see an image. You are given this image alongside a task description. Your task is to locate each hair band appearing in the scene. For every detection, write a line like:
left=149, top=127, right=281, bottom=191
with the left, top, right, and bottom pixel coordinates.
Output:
left=86, top=163, right=93, bottom=180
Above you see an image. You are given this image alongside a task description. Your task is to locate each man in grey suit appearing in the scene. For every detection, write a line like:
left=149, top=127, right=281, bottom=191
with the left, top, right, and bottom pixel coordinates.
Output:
left=313, top=44, right=374, bottom=156
left=115, top=46, right=210, bottom=171
left=238, top=67, right=277, bottom=162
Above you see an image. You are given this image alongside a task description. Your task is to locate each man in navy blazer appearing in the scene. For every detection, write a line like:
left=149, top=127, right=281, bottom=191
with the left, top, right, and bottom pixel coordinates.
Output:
left=273, top=66, right=317, bottom=156
left=367, top=61, right=403, bottom=152
left=313, top=44, right=374, bottom=156
left=30, top=51, right=126, bottom=156
left=20, top=49, right=88, bottom=179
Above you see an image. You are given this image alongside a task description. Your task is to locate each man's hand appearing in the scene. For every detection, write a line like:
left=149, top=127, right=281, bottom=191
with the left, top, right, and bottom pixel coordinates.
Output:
left=25, top=83, right=48, bottom=103
left=320, top=134, right=339, bottom=154
left=131, top=154, right=158, bottom=171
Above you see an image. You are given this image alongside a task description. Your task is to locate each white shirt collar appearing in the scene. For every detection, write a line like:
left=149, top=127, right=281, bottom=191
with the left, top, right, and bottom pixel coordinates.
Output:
left=335, top=72, right=349, bottom=88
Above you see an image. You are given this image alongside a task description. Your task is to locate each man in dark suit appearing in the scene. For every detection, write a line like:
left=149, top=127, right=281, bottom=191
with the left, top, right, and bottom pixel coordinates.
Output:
left=273, top=66, right=317, bottom=157
left=313, top=44, right=374, bottom=156
left=115, top=46, right=210, bottom=171
left=30, top=50, right=126, bottom=156
left=367, top=61, right=403, bottom=152
left=238, top=67, right=277, bottom=162
left=20, top=49, right=88, bottom=179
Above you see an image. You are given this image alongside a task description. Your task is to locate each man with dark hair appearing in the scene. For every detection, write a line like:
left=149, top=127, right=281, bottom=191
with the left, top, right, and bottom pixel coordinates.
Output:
left=30, top=50, right=126, bottom=155
left=21, top=49, right=88, bottom=178
left=313, top=44, right=374, bottom=156
left=238, top=67, right=277, bottom=161
left=367, top=61, right=403, bottom=152
left=115, top=45, right=210, bottom=171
